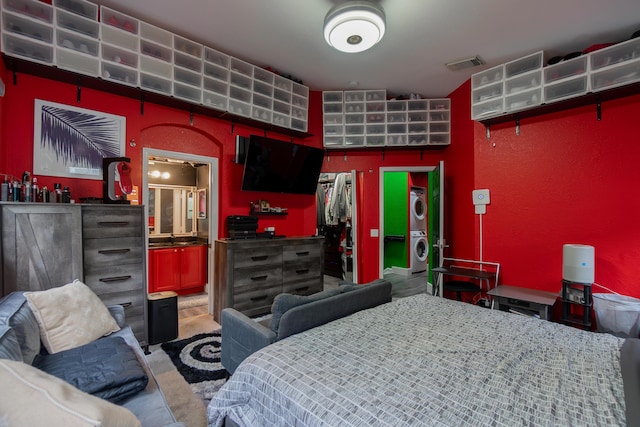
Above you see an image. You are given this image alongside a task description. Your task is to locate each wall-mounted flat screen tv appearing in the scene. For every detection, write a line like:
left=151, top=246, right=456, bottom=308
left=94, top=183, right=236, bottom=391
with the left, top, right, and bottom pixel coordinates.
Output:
left=241, top=135, right=325, bottom=195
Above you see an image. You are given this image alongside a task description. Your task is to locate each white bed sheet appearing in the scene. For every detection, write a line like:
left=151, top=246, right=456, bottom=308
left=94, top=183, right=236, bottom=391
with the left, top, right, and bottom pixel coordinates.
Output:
left=208, top=294, right=626, bottom=426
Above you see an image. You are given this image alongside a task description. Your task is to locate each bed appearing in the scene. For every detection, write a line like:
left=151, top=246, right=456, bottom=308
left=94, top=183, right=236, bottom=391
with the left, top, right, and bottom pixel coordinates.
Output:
left=207, top=293, right=635, bottom=426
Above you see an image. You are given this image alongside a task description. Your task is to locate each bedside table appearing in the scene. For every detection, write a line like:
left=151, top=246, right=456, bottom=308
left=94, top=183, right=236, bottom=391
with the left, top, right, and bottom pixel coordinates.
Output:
left=487, top=285, right=559, bottom=320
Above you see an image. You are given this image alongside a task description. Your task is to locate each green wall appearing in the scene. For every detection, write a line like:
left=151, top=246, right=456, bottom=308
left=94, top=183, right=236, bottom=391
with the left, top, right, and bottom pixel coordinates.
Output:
left=383, top=172, right=408, bottom=269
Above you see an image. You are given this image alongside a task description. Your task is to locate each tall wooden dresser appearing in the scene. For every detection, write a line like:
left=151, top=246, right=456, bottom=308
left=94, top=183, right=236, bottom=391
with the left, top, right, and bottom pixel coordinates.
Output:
left=0, top=203, right=148, bottom=346
left=213, top=237, right=324, bottom=322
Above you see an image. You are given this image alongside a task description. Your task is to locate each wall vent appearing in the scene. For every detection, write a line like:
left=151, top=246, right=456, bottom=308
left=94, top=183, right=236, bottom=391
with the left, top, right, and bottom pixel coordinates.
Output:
left=445, top=56, right=485, bottom=71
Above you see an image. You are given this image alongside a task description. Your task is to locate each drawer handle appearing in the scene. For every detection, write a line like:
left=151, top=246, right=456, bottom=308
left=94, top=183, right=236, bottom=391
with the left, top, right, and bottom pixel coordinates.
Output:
left=296, top=268, right=310, bottom=274
left=250, top=295, right=268, bottom=302
left=251, top=255, right=268, bottom=261
left=295, top=286, right=309, bottom=292
left=119, top=302, right=132, bottom=308
left=296, top=251, right=310, bottom=256
left=99, top=275, right=132, bottom=282
left=98, top=248, right=131, bottom=255
left=97, top=221, right=130, bottom=226
left=251, top=275, right=268, bottom=281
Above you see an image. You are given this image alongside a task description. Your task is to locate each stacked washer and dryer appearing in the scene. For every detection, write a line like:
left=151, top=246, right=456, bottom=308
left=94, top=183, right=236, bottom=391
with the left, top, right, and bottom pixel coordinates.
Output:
left=409, top=186, right=428, bottom=273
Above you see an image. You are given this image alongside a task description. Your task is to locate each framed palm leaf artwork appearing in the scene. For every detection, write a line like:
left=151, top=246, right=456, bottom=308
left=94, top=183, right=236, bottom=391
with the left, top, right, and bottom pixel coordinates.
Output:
left=33, top=99, right=126, bottom=179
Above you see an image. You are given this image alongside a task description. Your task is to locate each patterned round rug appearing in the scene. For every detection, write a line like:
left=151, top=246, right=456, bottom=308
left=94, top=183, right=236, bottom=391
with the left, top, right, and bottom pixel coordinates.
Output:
left=161, top=331, right=228, bottom=404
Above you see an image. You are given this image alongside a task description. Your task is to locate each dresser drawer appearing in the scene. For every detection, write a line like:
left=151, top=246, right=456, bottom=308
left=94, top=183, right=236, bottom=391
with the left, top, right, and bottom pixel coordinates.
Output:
left=83, top=264, right=144, bottom=295
left=232, top=285, right=281, bottom=317
left=233, top=265, right=283, bottom=293
left=282, top=242, right=321, bottom=262
left=93, top=289, right=146, bottom=343
left=83, top=237, right=143, bottom=266
left=82, top=206, right=142, bottom=238
left=232, top=247, right=282, bottom=269
left=283, top=261, right=322, bottom=284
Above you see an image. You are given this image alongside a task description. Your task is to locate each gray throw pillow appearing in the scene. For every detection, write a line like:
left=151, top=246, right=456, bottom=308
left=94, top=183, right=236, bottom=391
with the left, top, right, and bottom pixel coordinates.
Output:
left=270, top=288, right=342, bottom=334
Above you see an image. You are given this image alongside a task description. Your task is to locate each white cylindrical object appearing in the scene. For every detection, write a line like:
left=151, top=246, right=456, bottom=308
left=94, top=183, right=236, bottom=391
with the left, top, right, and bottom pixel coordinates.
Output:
left=563, top=244, right=595, bottom=284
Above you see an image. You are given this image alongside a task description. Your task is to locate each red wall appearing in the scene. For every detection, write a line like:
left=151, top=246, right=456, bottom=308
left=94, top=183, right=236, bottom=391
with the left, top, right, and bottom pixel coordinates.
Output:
left=464, top=85, right=640, bottom=297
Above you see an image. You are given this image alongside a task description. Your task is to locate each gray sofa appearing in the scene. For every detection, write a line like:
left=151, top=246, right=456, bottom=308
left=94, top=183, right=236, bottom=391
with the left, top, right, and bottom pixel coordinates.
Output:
left=221, top=278, right=392, bottom=375
left=0, top=291, right=182, bottom=427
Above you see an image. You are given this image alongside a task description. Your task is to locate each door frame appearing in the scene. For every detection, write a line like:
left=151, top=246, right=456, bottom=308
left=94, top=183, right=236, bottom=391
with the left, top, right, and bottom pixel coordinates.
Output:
left=142, top=148, right=219, bottom=314
left=378, top=165, right=440, bottom=281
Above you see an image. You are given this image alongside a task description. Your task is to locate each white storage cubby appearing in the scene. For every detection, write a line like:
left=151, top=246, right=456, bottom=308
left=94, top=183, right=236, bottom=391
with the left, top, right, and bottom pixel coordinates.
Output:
left=590, top=38, right=640, bottom=92
left=0, top=0, right=309, bottom=134
left=54, top=0, right=96, bottom=20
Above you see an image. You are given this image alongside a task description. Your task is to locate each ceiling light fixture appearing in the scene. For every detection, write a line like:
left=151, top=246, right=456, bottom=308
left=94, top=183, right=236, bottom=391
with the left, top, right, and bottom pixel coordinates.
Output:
left=323, top=1, right=386, bottom=53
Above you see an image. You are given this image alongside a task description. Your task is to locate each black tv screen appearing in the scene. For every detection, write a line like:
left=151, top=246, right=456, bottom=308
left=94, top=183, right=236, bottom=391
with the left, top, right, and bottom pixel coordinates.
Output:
left=241, top=135, right=325, bottom=195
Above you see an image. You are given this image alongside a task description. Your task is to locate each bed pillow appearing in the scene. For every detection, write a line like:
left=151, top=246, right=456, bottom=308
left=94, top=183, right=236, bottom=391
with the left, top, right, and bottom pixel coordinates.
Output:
left=270, top=288, right=342, bottom=334
left=24, top=280, right=120, bottom=354
left=0, top=358, right=141, bottom=427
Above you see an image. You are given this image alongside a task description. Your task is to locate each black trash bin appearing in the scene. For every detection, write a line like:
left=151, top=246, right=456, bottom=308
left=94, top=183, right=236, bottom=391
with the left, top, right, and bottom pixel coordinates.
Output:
left=148, top=291, right=178, bottom=345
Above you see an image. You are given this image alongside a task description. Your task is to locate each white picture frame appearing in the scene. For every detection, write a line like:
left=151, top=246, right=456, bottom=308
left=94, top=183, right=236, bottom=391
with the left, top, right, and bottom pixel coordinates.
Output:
left=33, top=99, right=126, bottom=180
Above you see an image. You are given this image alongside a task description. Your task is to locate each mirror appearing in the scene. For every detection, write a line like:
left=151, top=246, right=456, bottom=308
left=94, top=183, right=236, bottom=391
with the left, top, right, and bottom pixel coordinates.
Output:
left=197, top=189, right=207, bottom=219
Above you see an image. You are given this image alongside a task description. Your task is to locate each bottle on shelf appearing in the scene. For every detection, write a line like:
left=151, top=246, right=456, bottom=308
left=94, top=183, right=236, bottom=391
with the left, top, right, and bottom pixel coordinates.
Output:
left=62, top=186, right=71, bottom=203
left=31, top=177, right=39, bottom=202
left=54, top=183, right=62, bottom=203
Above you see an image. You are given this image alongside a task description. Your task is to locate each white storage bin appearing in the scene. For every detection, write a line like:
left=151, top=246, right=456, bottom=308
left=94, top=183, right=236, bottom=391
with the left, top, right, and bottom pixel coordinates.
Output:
left=229, top=57, right=252, bottom=77
left=3, top=12, right=53, bottom=43
left=544, top=76, right=588, bottom=104
left=544, top=55, right=588, bottom=84
left=202, top=92, right=227, bottom=111
left=344, top=113, right=364, bottom=124
left=204, top=62, right=228, bottom=82
left=101, top=62, right=137, bottom=85
left=504, top=51, right=543, bottom=78
left=505, top=88, right=542, bottom=112
left=55, top=9, right=98, bottom=38
left=292, top=82, right=308, bottom=98
left=140, top=55, right=172, bottom=77
left=429, top=99, right=450, bottom=111
left=365, top=100, right=385, bottom=113
left=344, top=90, right=365, bottom=103
left=408, top=112, right=427, bottom=122
left=323, top=136, right=344, bottom=147
left=386, top=135, right=406, bottom=145
left=386, top=112, right=406, bottom=123
left=253, top=67, right=273, bottom=84
left=408, top=123, right=427, bottom=134
left=366, top=124, right=385, bottom=135
left=274, top=75, right=292, bottom=92
left=472, top=98, right=503, bottom=119
left=387, top=123, right=407, bottom=134
left=173, top=83, right=201, bottom=104
left=323, top=102, right=342, bottom=115
left=54, top=0, right=97, bottom=20
left=140, top=40, right=171, bottom=63
left=252, top=93, right=272, bottom=110
left=273, top=100, right=291, bottom=115
left=344, top=135, right=365, bottom=146
left=272, top=112, right=290, bottom=128
left=3, top=0, right=53, bottom=23
left=291, top=94, right=307, bottom=109
left=365, top=135, right=385, bottom=146
left=229, top=71, right=251, bottom=90
left=174, top=67, right=201, bottom=87
left=291, top=106, right=306, bottom=121
left=228, top=99, right=251, bottom=117
left=323, top=124, right=343, bottom=136
left=56, top=47, right=98, bottom=75
left=173, top=35, right=201, bottom=58
left=366, top=113, right=385, bottom=123
left=593, top=293, right=640, bottom=338
left=365, top=89, right=385, bottom=101
left=387, top=100, right=406, bottom=111
left=274, top=87, right=291, bottom=104
left=323, top=91, right=343, bottom=103
left=174, top=51, right=202, bottom=73
left=408, top=100, right=428, bottom=110
left=472, top=64, right=504, bottom=89
left=204, top=47, right=228, bottom=67
left=203, top=77, right=227, bottom=95
left=408, top=134, right=428, bottom=145
left=590, top=38, right=640, bottom=71
left=429, top=110, right=449, bottom=122
left=429, top=123, right=450, bottom=133
left=290, top=118, right=306, bottom=132
left=345, top=124, right=364, bottom=135
left=101, top=43, right=137, bottom=68
left=2, top=33, right=53, bottom=64
left=140, top=73, right=172, bottom=95
left=252, top=106, right=271, bottom=123
left=344, top=102, right=364, bottom=114
left=56, top=28, right=98, bottom=56
left=505, top=70, right=541, bottom=95
left=591, top=60, right=640, bottom=92
left=473, top=81, right=502, bottom=104
left=323, top=114, right=342, bottom=125
left=229, top=86, right=251, bottom=103
left=139, top=21, right=172, bottom=47
left=101, top=26, right=137, bottom=52
left=100, top=6, right=137, bottom=34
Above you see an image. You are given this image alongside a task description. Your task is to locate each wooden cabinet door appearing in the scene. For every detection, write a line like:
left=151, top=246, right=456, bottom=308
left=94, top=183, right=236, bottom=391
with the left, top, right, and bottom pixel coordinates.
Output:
left=180, top=245, right=206, bottom=289
left=1, top=204, right=83, bottom=296
left=153, top=248, right=181, bottom=292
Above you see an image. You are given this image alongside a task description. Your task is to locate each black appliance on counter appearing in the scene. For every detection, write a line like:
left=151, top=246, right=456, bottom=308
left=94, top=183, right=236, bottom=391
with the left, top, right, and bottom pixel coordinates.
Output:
left=226, top=215, right=258, bottom=239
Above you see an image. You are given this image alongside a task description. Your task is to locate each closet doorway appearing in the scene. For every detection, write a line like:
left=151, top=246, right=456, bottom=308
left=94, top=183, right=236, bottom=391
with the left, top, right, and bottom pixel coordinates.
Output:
left=317, top=170, right=359, bottom=286
left=142, top=148, right=219, bottom=314
left=379, top=161, right=444, bottom=294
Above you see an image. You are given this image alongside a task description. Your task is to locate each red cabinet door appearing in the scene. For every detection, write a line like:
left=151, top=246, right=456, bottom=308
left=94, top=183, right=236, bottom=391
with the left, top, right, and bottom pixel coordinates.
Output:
left=153, top=248, right=181, bottom=292
left=148, top=250, right=155, bottom=293
left=180, top=245, right=207, bottom=289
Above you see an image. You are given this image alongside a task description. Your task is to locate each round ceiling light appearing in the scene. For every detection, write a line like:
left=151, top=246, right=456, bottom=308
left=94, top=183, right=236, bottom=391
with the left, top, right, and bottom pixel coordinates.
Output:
left=323, top=1, right=386, bottom=53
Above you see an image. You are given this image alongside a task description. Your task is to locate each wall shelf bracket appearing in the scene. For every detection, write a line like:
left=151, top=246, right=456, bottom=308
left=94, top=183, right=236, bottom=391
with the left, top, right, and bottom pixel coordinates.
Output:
left=596, top=96, right=602, bottom=121
left=140, top=92, right=145, bottom=115
left=343, top=150, right=347, bottom=162
left=486, top=125, right=491, bottom=140
left=189, top=109, right=194, bottom=126
left=381, top=147, right=386, bottom=161
left=76, top=78, right=81, bottom=103
left=11, top=65, right=17, bottom=85
left=230, top=123, right=235, bottom=134
left=515, top=116, right=520, bottom=136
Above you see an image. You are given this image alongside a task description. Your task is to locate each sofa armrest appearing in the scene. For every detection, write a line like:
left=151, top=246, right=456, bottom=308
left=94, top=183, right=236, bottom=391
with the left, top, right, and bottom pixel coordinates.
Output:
left=107, top=305, right=126, bottom=329
left=221, top=308, right=276, bottom=375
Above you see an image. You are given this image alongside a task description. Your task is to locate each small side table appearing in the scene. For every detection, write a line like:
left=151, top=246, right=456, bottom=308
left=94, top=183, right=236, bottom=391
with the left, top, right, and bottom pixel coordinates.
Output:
left=487, top=285, right=559, bottom=320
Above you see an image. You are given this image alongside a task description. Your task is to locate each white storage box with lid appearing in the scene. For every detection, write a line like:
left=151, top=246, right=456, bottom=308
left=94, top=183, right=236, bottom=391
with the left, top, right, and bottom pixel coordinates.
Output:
left=593, top=293, right=640, bottom=338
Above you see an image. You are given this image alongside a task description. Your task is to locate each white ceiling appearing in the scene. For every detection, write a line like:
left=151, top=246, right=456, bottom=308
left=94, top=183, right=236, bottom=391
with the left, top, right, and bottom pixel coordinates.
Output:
left=94, top=0, right=640, bottom=98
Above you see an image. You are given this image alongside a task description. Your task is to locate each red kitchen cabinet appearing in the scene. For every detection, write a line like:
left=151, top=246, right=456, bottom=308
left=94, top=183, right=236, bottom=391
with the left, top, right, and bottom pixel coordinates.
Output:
left=180, top=245, right=207, bottom=290
left=151, top=248, right=182, bottom=293
left=148, top=245, right=207, bottom=293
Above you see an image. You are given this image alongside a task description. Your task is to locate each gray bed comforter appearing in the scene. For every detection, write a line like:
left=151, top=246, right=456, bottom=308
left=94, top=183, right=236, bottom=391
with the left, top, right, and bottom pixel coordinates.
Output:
left=33, top=335, right=149, bottom=403
left=208, top=294, right=626, bottom=426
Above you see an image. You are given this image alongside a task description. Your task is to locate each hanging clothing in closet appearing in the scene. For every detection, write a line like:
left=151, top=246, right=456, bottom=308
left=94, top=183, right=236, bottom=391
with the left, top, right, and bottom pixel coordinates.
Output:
left=327, top=173, right=351, bottom=225
left=316, top=183, right=326, bottom=226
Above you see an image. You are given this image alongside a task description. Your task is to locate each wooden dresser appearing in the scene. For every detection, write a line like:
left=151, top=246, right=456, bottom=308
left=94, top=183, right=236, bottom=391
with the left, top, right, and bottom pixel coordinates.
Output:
left=213, top=237, right=324, bottom=322
left=1, top=203, right=148, bottom=346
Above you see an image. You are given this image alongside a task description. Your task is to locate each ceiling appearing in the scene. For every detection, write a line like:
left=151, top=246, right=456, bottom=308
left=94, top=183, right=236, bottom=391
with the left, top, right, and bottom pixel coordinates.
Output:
left=93, top=0, right=640, bottom=98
